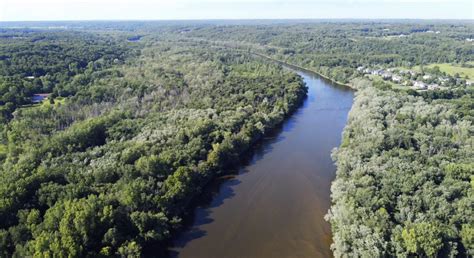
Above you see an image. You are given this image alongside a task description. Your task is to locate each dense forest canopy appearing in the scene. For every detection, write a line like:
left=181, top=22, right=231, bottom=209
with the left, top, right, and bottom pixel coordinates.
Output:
left=0, top=29, right=133, bottom=125
left=165, top=21, right=473, bottom=84
left=0, top=20, right=472, bottom=257
left=329, top=83, right=473, bottom=257
left=0, top=27, right=306, bottom=256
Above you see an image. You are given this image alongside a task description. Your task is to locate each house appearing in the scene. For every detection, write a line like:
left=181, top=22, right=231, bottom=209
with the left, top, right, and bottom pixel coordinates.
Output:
left=392, top=75, right=402, bottom=83
left=382, top=72, right=392, bottom=80
left=422, top=74, right=432, bottom=80
left=371, top=69, right=384, bottom=76
left=414, top=81, right=427, bottom=89
left=438, top=77, right=449, bottom=85
left=357, top=66, right=365, bottom=72
left=428, top=84, right=439, bottom=90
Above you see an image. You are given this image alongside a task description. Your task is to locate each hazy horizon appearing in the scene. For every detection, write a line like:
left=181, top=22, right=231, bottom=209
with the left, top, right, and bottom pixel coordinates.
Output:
left=0, top=18, right=473, bottom=23
left=1, top=0, right=473, bottom=22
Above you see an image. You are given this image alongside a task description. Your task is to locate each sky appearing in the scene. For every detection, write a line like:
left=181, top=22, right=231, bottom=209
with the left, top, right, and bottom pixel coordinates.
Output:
left=0, top=0, right=473, bottom=21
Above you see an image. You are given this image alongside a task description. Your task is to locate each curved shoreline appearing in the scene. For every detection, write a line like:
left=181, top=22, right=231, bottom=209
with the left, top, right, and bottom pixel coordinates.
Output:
left=249, top=52, right=356, bottom=90
left=170, top=65, right=355, bottom=258
left=180, top=37, right=356, bottom=90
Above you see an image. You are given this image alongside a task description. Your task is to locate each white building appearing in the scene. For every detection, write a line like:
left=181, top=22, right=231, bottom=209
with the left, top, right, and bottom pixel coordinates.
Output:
left=372, top=69, right=384, bottom=76
left=414, top=81, right=427, bottom=89
left=382, top=72, right=392, bottom=79
left=423, top=74, right=432, bottom=80
left=392, top=75, right=402, bottom=83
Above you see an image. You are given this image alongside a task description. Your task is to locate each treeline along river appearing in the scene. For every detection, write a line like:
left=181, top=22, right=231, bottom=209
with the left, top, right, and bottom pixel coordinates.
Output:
left=170, top=68, right=355, bottom=257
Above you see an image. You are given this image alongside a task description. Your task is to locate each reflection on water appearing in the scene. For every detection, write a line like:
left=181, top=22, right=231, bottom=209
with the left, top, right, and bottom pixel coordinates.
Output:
left=169, top=69, right=354, bottom=258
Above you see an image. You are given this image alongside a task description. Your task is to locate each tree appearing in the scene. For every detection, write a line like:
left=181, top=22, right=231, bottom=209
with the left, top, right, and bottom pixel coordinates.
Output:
left=402, top=223, right=443, bottom=257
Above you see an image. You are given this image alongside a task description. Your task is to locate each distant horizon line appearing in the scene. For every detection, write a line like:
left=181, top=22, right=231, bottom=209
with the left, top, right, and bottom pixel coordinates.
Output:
left=1, top=18, right=473, bottom=23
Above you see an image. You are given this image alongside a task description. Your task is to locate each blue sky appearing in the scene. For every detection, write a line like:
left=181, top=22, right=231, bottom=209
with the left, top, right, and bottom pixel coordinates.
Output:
left=1, top=0, right=473, bottom=21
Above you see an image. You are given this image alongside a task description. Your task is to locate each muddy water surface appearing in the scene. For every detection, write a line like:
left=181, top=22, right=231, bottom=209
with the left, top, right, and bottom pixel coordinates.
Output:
left=170, top=70, right=354, bottom=258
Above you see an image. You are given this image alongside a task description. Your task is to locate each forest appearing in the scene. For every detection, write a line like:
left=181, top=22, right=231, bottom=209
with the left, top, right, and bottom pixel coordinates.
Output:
left=0, top=27, right=306, bottom=256
left=0, top=29, right=132, bottom=125
left=0, top=20, right=472, bottom=257
left=328, top=81, right=472, bottom=257
left=170, top=21, right=473, bottom=256
left=170, top=21, right=473, bottom=84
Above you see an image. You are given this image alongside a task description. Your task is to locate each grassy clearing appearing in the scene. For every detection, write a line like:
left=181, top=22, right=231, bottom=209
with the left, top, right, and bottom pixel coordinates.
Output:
left=40, top=96, right=66, bottom=108
left=414, top=63, right=474, bottom=79
left=392, top=63, right=474, bottom=80
left=20, top=97, right=66, bottom=110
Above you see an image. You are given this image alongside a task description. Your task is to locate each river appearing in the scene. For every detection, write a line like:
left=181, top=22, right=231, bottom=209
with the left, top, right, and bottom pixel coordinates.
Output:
left=169, top=68, right=354, bottom=257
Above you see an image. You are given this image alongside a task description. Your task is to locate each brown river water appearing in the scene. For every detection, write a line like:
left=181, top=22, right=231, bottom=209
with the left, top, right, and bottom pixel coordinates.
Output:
left=169, top=69, right=354, bottom=258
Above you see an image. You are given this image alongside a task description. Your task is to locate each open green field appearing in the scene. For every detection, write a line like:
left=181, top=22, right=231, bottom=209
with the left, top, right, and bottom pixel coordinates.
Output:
left=415, top=63, right=474, bottom=79
left=19, top=96, right=66, bottom=110
left=40, top=96, right=66, bottom=107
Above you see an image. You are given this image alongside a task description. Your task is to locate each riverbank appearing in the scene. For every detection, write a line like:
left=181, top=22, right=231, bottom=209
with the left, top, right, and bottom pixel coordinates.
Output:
left=180, top=37, right=356, bottom=90
left=156, top=64, right=309, bottom=256
left=170, top=67, right=354, bottom=257
left=250, top=52, right=356, bottom=90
